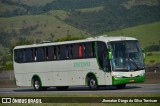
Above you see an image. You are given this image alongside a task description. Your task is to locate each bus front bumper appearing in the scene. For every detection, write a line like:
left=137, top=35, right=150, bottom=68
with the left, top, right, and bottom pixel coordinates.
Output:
left=112, top=76, right=145, bottom=85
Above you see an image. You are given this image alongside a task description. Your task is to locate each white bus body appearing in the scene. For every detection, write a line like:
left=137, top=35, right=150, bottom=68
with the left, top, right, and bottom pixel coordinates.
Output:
left=13, top=36, right=145, bottom=90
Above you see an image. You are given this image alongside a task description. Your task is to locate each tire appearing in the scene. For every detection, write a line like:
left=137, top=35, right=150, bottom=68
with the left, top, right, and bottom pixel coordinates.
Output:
left=56, top=86, right=69, bottom=91
left=33, top=78, right=42, bottom=91
left=88, top=76, right=99, bottom=90
left=116, top=84, right=126, bottom=89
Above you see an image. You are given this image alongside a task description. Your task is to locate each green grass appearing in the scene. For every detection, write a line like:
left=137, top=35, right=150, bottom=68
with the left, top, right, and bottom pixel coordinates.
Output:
left=145, top=52, right=160, bottom=64
left=0, top=3, right=26, bottom=14
left=123, top=0, right=159, bottom=9
left=0, top=13, right=85, bottom=40
left=12, top=0, right=55, bottom=6
left=77, top=6, right=104, bottom=12
left=46, top=10, right=69, bottom=21
left=106, top=22, right=160, bottom=48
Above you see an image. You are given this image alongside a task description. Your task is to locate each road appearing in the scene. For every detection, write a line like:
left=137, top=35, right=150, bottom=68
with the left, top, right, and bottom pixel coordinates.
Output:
left=0, top=84, right=160, bottom=95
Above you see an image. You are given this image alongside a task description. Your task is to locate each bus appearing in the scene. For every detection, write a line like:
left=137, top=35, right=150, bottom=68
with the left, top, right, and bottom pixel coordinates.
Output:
left=13, top=36, right=145, bottom=91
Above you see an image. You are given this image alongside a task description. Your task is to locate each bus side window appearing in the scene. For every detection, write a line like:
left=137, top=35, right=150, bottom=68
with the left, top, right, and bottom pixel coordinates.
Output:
left=85, top=43, right=93, bottom=58
left=54, top=46, right=57, bottom=59
left=48, top=46, right=54, bottom=60
left=69, top=45, right=73, bottom=58
left=56, top=46, right=60, bottom=60
left=34, top=48, right=37, bottom=61
left=73, top=44, right=79, bottom=58
left=25, top=49, right=33, bottom=62
left=60, top=45, right=66, bottom=59
left=14, top=49, right=23, bottom=63
left=37, top=47, right=45, bottom=61
left=66, top=45, right=69, bottom=59
left=79, top=44, right=83, bottom=58
left=92, top=42, right=95, bottom=57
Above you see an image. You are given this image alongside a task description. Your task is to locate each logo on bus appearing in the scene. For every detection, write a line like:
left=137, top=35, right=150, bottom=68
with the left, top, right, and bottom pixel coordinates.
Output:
left=74, top=62, right=90, bottom=68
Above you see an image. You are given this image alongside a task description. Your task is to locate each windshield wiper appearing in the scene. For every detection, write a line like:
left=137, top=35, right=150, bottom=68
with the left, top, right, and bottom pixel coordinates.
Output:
left=129, top=58, right=140, bottom=71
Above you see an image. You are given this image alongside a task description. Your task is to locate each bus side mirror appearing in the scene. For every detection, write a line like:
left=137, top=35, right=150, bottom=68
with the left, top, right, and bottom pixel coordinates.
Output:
left=108, top=50, right=112, bottom=60
left=142, top=49, right=145, bottom=59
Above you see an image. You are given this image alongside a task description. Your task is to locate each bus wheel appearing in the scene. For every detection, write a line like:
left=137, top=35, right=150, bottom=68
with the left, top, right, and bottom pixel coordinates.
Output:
left=56, top=86, right=69, bottom=91
left=33, top=78, right=42, bottom=91
left=116, top=84, right=126, bottom=89
left=88, top=76, right=98, bottom=90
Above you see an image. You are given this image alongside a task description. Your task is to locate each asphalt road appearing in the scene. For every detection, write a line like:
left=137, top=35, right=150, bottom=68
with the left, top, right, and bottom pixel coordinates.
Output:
left=0, top=84, right=160, bottom=95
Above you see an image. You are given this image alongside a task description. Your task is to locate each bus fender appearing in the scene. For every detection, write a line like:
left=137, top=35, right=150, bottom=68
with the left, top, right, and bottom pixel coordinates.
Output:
left=31, top=74, right=42, bottom=87
left=85, top=72, right=99, bottom=86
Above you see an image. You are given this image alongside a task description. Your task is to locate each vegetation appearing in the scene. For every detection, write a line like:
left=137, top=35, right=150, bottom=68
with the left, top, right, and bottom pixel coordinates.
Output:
left=106, top=22, right=160, bottom=48
left=0, top=0, right=160, bottom=70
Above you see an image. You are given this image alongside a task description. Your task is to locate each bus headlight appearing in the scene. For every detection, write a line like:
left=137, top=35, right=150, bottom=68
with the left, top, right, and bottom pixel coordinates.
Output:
left=113, top=75, right=123, bottom=78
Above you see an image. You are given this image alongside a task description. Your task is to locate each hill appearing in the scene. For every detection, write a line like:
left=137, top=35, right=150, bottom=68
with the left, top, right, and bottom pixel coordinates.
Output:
left=0, top=0, right=160, bottom=67
left=106, top=22, right=160, bottom=48
left=2, top=0, right=55, bottom=6
left=0, top=12, right=85, bottom=47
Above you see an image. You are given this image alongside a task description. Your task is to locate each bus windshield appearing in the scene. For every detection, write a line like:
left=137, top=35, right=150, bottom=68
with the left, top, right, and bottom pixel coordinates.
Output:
left=110, top=40, right=144, bottom=72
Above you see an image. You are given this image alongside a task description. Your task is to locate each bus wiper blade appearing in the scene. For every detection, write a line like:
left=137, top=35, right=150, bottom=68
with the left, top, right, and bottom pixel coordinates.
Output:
left=129, top=58, right=139, bottom=71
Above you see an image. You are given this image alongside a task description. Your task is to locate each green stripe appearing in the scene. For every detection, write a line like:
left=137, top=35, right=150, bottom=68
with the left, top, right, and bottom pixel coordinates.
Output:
left=112, top=76, right=145, bottom=85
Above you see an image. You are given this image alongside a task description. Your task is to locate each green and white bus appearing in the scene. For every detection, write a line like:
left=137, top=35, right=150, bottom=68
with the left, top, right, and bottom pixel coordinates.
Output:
left=13, top=36, right=145, bottom=91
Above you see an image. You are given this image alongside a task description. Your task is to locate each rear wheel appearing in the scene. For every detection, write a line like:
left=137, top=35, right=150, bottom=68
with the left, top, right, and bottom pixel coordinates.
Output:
left=116, top=84, right=126, bottom=89
left=88, top=76, right=99, bottom=90
left=33, top=78, right=42, bottom=91
left=56, top=86, right=69, bottom=91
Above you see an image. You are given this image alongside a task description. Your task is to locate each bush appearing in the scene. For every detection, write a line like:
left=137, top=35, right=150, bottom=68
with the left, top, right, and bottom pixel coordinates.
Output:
left=145, top=45, right=160, bottom=52
left=3, top=61, right=13, bottom=70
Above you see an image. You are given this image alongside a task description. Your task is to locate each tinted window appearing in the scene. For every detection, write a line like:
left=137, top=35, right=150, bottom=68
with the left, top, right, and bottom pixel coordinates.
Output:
left=73, top=44, right=79, bottom=58
left=36, top=47, right=45, bottom=61
left=96, top=42, right=107, bottom=69
left=25, top=49, right=33, bottom=62
left=14, top=49, right=23, bottom=63
left=46, top=46, right=54, bottom=60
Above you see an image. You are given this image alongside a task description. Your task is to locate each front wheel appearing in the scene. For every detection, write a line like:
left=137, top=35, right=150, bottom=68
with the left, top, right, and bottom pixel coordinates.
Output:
left=88, top=76, right=99, bottom=90
left=116, top=84, right=126, bottom=89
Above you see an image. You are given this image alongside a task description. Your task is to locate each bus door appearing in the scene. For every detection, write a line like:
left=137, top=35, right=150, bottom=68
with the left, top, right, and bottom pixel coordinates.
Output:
left=96, top=41, right=112, bottom=85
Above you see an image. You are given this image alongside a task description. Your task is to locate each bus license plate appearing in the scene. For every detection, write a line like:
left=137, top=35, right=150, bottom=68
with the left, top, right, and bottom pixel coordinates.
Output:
left=129, top=80, right=134, bottom=83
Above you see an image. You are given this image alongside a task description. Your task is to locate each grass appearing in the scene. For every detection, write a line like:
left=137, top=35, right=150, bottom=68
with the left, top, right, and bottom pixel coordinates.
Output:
left=145, top=52, right=160, bottom=64
left=106, top=22, right=160, bottom=48
left=123, top=0, right=159, bottom=9
left=0, top=13, right=85, bottom=40
left=12, top=0, right=55, bottom=6
left=77, top=6, right=104, bottom=12
left=0, top=3, right=26, bottom=14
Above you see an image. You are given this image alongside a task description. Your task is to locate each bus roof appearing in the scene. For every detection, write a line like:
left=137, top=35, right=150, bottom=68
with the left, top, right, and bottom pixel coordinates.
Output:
left=14, top=36, right=137, bottom=49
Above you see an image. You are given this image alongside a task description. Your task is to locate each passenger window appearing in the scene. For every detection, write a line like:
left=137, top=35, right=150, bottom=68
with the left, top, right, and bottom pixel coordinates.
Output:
left=14, top=49, right=23, bottom=63
left=85, top=43, right=93, bottom=57
left=25, top=49, right=33, bottom=62
left=69, top=45, right=73, bottom=58
left=46, top=46, right=54, bottom=60
left=78, top=44, right=83, bottom=58
left=60, top=45, right=66, bottom=59
left=36, top=47, right=45, bottom=61
left=73, top=44, right=79, bottom=58
left=56, top=46, right=60, bottom=59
